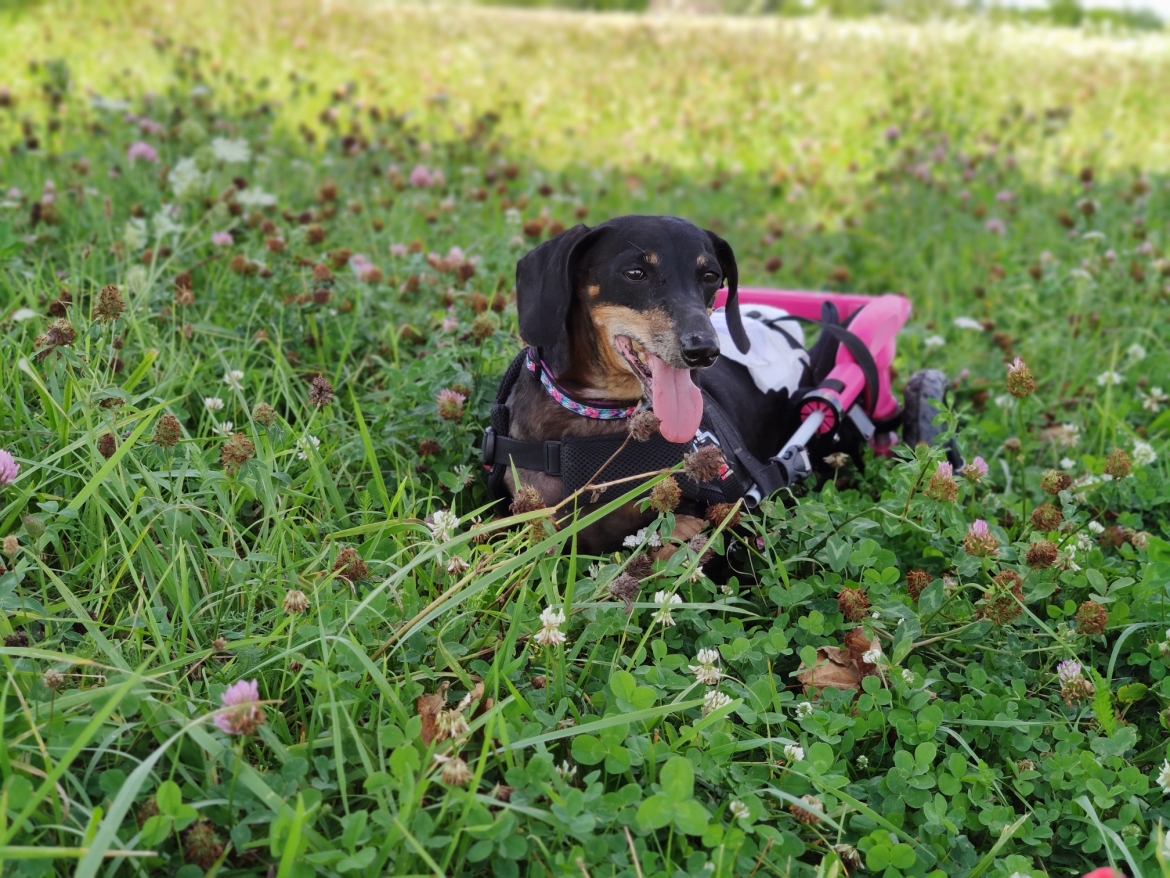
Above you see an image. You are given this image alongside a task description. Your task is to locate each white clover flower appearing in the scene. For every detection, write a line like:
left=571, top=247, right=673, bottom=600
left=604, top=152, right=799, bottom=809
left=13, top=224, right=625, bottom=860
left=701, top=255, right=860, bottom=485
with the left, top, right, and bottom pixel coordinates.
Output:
left=856, top=755, right=869, bottom=768
left=795, top=701, right=814, bottom=718
left=901, top=668, right=915, bottom=684
left=151, top=208, right=184, bottom=239
left=214, top=421, right=234, bottom=437
left=1074, top=473, right=1101, bottom=492
left=689, top=648, right=722, bottom=685
left=1088, top=521, right=1105, bottom=534
left=124, top=265, right=150, bottom=295
left=223, top=369, right=244, bottom=389
left=1134, top=440, right=1157, bottom=467
left=203, top=396, right=225, bottom=411
left=1140, top=387, right=1168, bottom=412
left=1127, top=343, right=1148, bottom=362
left=923, top=334, right=945, bottom=349
left=429, top=509, right=459, bottom=543
left=557, top=760, right=576, bottom=780
left=729, top=800, right=750, bottom=820
left=436, top=708, right=470, bottom=741
left=688, top=565, right=704, bottom=583
left=862, top=647, right=882, bottom=665
left=91, top=95, right=131, bottom=112
left=653, top=590, right=683, bottom=627
left=1060, top=457, right=1076, bottom=469
left=953, top=316, right=984, bottom=331
left=123, top=218, right=148, bottom=250
left=702, top=689, right=732, bottom=716
left=623, top=527, right=661, bottom=548
left=296, top=434, right=321, bottom=460
left=871, top=610, right=881, bottom=620
left=211, top=137, right=252, bottom=164
left=236, top=187, right=277, bottom=208
left=1077, top=532, right=1094, bottom=552
left=534, top=606, right=567, bottom=647
left=1157, top=759, right=1170, bottom=794
left=695, top=647, right=720, bottom=665
left=994, top=394, right=1016, bottom=409
left=783, top=743, right=805, bottom=762
left=1096, top=370, right=1124, bottom=387
left=1054, top=423, right=1081, bottom=448
left=169, top=157, right=207, bottom=198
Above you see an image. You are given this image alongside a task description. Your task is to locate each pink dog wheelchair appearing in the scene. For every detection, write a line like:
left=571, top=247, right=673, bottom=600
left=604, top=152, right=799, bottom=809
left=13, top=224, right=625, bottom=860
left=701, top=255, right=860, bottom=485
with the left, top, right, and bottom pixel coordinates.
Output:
left=715, top=287, right=961, bottom=504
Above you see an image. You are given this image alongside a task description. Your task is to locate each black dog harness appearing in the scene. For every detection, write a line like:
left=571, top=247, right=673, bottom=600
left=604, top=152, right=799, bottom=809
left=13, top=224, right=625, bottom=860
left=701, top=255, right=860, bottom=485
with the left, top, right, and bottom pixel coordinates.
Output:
left=482, top=349, right=750, bottom=508
left=481, top=303, right=886, bottom=510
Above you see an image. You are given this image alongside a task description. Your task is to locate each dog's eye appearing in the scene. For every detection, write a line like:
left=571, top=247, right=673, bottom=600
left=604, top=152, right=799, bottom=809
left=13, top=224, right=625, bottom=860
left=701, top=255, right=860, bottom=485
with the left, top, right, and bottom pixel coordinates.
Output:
left=702, top=271, right=721, bottom=284
left=623, top=268, right=646, bottom=281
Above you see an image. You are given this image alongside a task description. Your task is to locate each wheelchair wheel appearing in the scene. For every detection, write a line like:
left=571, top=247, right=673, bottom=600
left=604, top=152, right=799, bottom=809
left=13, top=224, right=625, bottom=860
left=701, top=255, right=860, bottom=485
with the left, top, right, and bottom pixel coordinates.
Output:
left=902, top=369, right=963, bottom=468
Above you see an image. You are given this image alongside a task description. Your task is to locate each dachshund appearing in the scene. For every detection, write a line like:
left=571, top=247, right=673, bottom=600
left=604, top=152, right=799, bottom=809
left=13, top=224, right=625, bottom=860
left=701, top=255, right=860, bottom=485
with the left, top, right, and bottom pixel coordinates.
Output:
left=484, top=214, right=814, bottom=554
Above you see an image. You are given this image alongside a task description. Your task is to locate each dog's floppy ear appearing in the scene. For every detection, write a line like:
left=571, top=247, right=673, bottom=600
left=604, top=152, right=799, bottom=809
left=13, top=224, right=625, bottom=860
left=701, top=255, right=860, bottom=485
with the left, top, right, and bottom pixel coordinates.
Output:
left=516, top=223, right=596, bottom=374
left=705, top=230, right=750, bottom=354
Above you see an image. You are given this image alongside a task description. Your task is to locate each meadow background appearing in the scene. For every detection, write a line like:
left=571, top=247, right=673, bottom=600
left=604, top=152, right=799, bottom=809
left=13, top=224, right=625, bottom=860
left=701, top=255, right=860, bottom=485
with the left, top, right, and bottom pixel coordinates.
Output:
left=2, top=0, right=1170, bottom=875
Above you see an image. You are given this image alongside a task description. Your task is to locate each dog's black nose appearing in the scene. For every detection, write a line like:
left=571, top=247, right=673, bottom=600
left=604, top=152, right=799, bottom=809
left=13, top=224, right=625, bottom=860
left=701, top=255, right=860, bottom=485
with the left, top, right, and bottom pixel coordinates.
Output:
left=680, top=334, right=720, bottom=368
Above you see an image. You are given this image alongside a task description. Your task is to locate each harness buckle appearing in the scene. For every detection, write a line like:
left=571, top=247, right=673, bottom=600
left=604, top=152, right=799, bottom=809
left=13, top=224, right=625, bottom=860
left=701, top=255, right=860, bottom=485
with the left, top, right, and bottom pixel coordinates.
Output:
left=543, top=441, right=562, bottom=476
left=482, top=427, right=496, bottom=466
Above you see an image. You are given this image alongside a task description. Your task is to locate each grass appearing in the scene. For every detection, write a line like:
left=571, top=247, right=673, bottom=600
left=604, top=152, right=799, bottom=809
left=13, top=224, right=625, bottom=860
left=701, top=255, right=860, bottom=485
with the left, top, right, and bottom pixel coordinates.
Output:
left=1, top=0, right=1170, bottom=875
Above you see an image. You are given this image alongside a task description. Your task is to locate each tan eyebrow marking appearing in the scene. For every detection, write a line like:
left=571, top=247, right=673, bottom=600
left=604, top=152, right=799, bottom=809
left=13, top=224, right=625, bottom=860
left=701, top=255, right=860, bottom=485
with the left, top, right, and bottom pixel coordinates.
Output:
left=643, top=252, right=658, bottom=265
left=697, top=255, right=708, bottom=266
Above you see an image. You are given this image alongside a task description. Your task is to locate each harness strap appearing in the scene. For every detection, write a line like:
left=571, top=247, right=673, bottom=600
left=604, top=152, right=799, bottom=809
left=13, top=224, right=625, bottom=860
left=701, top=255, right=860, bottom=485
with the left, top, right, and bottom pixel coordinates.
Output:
left=699, top=395, right=789, bottom=498
left=782, top=302, right=882, bottom=417
left=816, top=322, right=882, bottom=415
left=486, top=349, right=530, bottom=503
left=483, top=432, right=562, bottom=476
left=484, top=391, right=783, bottom=506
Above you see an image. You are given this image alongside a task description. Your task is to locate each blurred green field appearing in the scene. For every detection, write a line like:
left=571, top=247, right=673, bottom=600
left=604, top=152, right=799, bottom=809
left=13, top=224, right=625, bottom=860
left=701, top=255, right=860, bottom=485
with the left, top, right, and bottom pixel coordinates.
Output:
left=2, top=1, right=1170, bottom=876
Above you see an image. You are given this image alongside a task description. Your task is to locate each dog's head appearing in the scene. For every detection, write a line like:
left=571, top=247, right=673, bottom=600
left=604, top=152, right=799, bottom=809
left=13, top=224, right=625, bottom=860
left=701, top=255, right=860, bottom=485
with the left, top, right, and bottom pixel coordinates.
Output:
left=516, top=215, right=748, bottom=443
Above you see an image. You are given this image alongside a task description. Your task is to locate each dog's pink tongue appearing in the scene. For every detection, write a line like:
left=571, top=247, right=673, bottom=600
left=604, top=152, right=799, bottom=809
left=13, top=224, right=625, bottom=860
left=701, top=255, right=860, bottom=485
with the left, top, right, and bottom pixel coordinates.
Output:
left=648, top=353, right=704, bottom=444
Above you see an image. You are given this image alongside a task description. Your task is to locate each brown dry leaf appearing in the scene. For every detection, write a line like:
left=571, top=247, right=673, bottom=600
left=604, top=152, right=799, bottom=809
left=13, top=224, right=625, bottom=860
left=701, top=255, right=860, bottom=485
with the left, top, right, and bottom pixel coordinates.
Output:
left=458, top=681, right=496, bottom=720
left=416, top=681, right=450, bottom=746
left=843, top=626, right=881, bottom=674
left=797, top=628, right=883, bottom=696
left=651, top=514, right=707, bottom=561
left=796, top=645, right=863, bottom=694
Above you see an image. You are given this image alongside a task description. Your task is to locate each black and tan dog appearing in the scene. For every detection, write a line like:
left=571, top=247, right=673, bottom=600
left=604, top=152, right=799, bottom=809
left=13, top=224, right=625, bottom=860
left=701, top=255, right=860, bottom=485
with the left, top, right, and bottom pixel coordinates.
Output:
left=487, top=214, right=808, bottom=553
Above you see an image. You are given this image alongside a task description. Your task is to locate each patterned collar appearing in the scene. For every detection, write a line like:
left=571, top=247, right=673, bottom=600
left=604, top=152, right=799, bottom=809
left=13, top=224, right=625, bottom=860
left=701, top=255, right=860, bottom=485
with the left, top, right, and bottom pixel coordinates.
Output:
left=525, top=350, right=643, bottom=420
